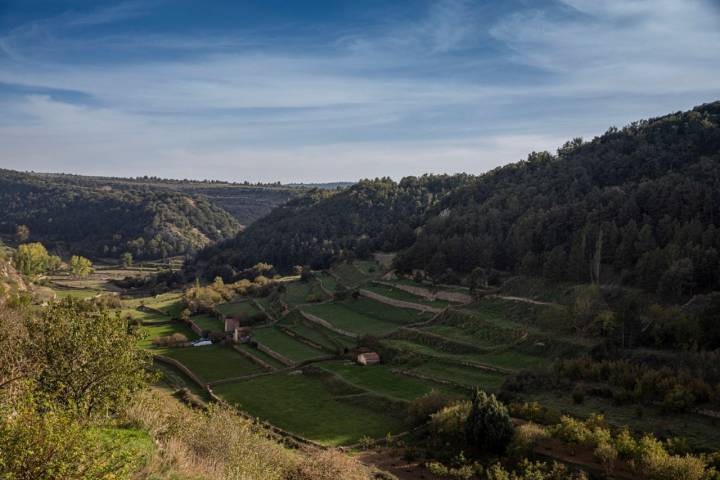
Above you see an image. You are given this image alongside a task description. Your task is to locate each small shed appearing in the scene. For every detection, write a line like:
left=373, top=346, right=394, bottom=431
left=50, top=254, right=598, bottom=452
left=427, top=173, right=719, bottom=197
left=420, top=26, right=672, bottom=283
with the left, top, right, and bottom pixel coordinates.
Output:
left=224, top=317, right=251, bottom=343
left=356, top=351, right=380, bottom=366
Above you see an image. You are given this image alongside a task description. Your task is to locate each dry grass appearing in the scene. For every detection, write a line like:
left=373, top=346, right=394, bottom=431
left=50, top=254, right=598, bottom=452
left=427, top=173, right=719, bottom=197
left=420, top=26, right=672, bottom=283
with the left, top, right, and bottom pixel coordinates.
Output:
left=122, top=389, right=374, bottom=480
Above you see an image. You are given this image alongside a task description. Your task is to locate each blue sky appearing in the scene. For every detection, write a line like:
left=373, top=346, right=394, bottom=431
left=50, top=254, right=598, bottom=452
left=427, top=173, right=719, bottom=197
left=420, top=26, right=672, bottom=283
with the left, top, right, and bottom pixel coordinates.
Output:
left=1, top=0, right=719, bottom=182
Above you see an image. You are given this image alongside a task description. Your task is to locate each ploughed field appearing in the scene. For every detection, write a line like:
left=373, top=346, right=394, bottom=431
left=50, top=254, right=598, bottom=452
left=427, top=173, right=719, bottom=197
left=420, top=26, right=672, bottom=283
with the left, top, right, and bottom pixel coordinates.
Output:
left=104, top=260, right=720, bottom=450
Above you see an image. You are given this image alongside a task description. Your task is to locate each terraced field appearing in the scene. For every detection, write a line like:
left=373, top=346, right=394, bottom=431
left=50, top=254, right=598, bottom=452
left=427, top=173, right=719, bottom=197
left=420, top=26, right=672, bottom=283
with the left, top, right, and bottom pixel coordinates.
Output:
left=213, top=370, right=406, bottom=446
left=138, top=322, right=197, bottom=349
left=331, top=262, right=369, bottom=287
left=408, top=361, right=507, bottom=391
left=319, top=360, right=450, bottom=401
left=303, top=302, right=402, bottom=336
left=283, top=280, right=329, bottom=305
left=216, top=301, right=259, bottom=317
left=190, top=314, right=224, bottom=332
left=364, top=283, right=452, bottom=308
left=161, top=345, right=264, bottom=383
left=251, top=327, right=326, bottom=362
left=234, top=343, right=286, bottom=369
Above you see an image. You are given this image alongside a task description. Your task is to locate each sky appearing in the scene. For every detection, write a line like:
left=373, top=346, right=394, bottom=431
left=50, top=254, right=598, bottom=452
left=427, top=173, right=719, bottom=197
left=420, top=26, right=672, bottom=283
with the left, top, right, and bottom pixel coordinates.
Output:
left=1, top=0, right=719, bottom=183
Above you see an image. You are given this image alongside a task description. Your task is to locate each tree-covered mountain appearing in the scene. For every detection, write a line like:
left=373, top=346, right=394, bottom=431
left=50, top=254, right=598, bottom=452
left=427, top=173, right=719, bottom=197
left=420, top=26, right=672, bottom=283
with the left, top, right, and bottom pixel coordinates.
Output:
left=31, top=173, right=299, bottom=226
left=190, top=174, right=474, bottom=279
left=395, top=101, right=720, bottom=299
left=0, top=169, right=242, bottom=259
left=193, top=100, right=720, bottom=300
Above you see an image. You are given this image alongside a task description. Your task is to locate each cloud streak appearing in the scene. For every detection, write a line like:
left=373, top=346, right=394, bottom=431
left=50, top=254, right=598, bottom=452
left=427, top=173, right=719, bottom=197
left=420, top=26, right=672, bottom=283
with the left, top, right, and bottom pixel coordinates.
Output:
left=0, top=0, right=719, bottom=182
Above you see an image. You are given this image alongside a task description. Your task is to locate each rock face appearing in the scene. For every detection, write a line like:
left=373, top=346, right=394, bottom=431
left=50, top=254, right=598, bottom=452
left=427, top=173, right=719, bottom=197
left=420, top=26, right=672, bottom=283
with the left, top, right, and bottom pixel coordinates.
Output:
left=0, top=259, right=26, bottom=305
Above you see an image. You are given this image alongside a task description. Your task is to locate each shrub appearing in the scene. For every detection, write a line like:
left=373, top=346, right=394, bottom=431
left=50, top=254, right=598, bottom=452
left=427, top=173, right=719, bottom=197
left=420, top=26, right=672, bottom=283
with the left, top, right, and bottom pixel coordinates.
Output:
left=429, top=401, right=471, bottom=448
left=507, top=422, right=549, bottom=461
left=0, top=400, right=137, bottom=479
left=407, top=389, right=452, bottom=426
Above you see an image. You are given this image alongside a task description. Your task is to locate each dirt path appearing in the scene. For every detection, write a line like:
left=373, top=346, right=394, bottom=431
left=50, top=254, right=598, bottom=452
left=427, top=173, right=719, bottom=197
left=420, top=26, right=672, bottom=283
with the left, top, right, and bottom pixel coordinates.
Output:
left=488, top=294, right=560, bottom=307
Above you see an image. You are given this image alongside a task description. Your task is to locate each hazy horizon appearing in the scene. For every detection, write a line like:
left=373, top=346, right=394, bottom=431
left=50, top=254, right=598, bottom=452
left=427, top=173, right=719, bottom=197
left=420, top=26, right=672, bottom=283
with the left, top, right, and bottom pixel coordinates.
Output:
left=2, top=0, right=719, bottom=182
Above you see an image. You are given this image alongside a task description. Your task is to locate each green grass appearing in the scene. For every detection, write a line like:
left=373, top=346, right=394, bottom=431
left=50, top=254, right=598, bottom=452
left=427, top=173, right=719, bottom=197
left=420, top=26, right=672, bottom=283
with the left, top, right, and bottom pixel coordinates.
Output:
left=145, top=296, right=185, bottom=317
left=332, top=263, right=368, bottom=286
left=54, top=289, right=99, bottom=299
left=251, top=327, right=326, bottom=362
left=302, top=299, right=430, bottom=336
left=303, top=302, right=402, bottom=336
left=278, top=311, right=355, bottom=351
left=283, top=280, right=328, bottom=305
left=190, top=314, right=224, bottom=332
left=120, top=308, right=170, bottom=324
left=319, top=360, right=440, bottom=401
left=410, top=362, right=507, bottom=391
left=318, top=272, right=337, bottom=291
left=234, top=343, right=286, bottom=369
left=364, top=284, right=451, bottom=308
left=213, top=370, right=406, bottom=445
left=91, top=427, right=154, bottom=471
left=473, top=351, right=546, bottom=370
left=162, top=345, right=264, bottom=382
left=342, top=298, right=432, bottom=324
left=216, top=301, right=259, bottom=317
left=138, top=322, right=197, bottom=349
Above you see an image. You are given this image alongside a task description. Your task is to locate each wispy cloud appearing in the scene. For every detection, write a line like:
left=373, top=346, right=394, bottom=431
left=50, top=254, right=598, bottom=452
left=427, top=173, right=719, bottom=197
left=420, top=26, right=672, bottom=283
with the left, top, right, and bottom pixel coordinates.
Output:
left=0, top=0, right=719, bottom=182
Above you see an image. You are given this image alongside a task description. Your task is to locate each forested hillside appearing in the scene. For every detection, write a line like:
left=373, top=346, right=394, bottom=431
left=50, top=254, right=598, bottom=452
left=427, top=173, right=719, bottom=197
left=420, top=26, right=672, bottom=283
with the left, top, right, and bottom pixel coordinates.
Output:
left=396, top=101, right=720, bottom=298
left=0, top=169, right=241, bottom=259
left=191, top=174, right=473, bottom=278
left=33, top=173, right=299, bottom=225
left=194, top=101, right=720, bottom=300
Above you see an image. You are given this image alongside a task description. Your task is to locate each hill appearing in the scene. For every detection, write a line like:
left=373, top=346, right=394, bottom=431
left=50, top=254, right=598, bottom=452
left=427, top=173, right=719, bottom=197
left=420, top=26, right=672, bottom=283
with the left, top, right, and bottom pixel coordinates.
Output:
left=395, top=101, right=720, bottom=298
left=193, top=101, right=720, bottom=299
left=31, top=173, right=299, bottom=226
left=190, top=174, right=474, bottom=279
left=0, top=169, right=242, bottom=260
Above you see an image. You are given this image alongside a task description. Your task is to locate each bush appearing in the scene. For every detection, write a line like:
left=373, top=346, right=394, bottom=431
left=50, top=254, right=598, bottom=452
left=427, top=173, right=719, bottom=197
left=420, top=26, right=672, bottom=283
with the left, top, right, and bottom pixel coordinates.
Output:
left=0, top=400, right=137, bottom=479
left=407, top=389, right=452, bottom=426
left=429, top=401, right=471, bottom=448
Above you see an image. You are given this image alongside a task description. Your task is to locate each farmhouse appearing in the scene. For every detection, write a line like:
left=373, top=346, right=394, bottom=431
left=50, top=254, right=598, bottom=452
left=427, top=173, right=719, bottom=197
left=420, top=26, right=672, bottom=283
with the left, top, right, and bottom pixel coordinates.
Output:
left=356, top=351, right=380, bottom=366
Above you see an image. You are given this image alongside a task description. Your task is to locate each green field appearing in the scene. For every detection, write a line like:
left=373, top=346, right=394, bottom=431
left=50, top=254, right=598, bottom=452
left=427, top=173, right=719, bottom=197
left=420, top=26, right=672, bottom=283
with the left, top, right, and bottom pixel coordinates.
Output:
left=319, top=360, right=444, bottom=401
left=331, top=263, right=368, bottom=286
left=162, top=345, right=264, bottom=382
left=364, top=283, right=451, bottom=308
left=138, top=322, right=197, bottom=349
left=121, top=308, right=170, bottom=324
left=54, top=289, right=100, bottom=299
left=409, top=362, right=507, bottom=391
left=282, top=280, right=328, bottom=305
left=145, top=296, right=185, bottom=317
left=251, top=327, right=326, bottom=362
left=303, top=302, right=401, bottom=336
left=234, top=343, right=287, bottom=369
left=216, top=301, right=259, bottom=317
left=303, top=299, right=429, bottom=336
left=278, top=311, right=355, bottom=351
left=318, top=272, right=337, bottom=291
left=191, top=314, right=224, bottom=332
left=213, top=370, right=406, bottom=445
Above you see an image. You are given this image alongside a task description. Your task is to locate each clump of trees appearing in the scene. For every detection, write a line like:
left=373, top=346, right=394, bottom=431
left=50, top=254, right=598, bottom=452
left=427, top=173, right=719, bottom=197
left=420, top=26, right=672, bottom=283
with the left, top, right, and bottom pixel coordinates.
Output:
left=13, top=242, right=61, bottom=276
left=69, top=255, right=93, bottom=277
